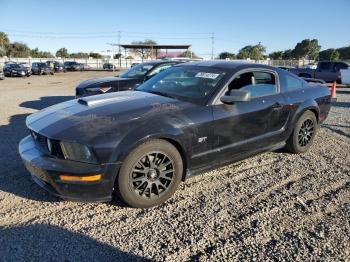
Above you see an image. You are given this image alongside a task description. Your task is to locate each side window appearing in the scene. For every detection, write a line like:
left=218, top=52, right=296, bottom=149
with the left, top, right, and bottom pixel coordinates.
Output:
left=285, top=74, right=302, bottom=92
left=334, top=62, right=348, bottom=71
left=319, top=62, right=331, bottom=70
left=148, top=64, right=173, bottom=76
left=228, top=71, right=277, bottom=98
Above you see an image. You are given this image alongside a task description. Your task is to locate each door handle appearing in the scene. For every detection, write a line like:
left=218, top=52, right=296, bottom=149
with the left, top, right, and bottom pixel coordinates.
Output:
left=271, top=102, right=283, bottom=109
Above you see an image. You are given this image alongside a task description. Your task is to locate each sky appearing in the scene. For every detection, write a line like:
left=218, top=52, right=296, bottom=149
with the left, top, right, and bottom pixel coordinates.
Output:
left=0, top=0, right=349, bottom=58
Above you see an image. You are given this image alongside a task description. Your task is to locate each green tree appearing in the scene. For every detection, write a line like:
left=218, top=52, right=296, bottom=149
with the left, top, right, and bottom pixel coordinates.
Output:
left=70, top=52, right=89, bottom=59
left=269, top=51, right=284, bottom=60
left=30, top=48, right=54, bottom=58
left=89, top=52, right=102, bottom=59
left=237, top=45, right=252, bottom=59
left=180, top=50, right=199, bottom=59
left=292, top=39, right=321, bottom=60
left=250, top=43, right=266, bottom=60
left=218, top=52, right=236, bottom=59
left=131, top=39, right=157, bottom=59
left=6, top=42, right=30, bottom=57
left=337, top=45, right=350, bottom=60
left=0, top=32, right=10, bottom=50
left=330, top=49, right=340, bottom=61
left=56, top=48, right=69, bottom=58
left=113, top=53, right=122, bottom=59
left=237, top=43, right=266, bottom=60
left=319, top=48, right=340, bottom=61
left=282, top=49, right=294, bottom=60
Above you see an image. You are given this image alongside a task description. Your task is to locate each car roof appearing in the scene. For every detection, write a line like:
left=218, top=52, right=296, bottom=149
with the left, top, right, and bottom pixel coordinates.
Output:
left=141, top=60, right=182, bottom=65
left=178, top=60, right=276, bottom=72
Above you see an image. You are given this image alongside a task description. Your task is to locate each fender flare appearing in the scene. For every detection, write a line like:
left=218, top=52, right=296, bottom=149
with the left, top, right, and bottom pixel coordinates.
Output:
left=109, top=122, right=189, bottom=166
left=286, top=99, right=320, bottom=138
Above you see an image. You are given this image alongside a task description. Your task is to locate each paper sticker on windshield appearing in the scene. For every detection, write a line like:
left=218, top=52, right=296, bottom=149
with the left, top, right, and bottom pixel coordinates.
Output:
left=195, top=72, right=220, bottom=79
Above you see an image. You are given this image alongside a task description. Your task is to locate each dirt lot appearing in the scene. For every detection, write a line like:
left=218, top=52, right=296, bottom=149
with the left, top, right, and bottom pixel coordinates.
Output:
left=0, top=72, right=349, bottom=261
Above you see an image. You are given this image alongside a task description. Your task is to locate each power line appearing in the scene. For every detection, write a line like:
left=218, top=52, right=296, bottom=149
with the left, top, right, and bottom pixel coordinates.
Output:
left=1, top=28, right=211, bottom=37
left=6, top=33, right=211, bottom=40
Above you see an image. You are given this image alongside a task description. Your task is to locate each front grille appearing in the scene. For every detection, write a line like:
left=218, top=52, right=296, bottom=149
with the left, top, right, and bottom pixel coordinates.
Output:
left=31, top=130, right=48, bottom=151
left=30, top=130, right=64, bottom=158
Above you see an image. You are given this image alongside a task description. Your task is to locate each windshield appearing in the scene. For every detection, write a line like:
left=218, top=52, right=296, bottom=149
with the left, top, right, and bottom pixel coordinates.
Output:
left=119, top=63, right=154, bottom=78
left=136, top=66, right=227, bottom=104
left=12, top=64, right=25, bottom=69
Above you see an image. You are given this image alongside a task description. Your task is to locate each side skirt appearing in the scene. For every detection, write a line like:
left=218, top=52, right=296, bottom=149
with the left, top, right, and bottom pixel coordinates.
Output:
left=184, top=141, right=286, bottom=180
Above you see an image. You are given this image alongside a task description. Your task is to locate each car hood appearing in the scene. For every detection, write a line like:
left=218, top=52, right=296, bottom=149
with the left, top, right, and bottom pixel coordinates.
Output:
left=77, top=76, right=139, bottom=88
left=26, top=91, right=192, bottom=145
left=14, top=68, right=28, bottom=72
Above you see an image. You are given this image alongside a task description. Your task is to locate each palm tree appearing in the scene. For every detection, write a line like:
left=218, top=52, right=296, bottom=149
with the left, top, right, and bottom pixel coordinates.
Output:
left=0, top=32, right=10, bottom=49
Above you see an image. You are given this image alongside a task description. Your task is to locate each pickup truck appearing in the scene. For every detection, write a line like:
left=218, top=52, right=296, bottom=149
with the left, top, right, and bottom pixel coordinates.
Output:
left=290, top=61, right=350, bottom=83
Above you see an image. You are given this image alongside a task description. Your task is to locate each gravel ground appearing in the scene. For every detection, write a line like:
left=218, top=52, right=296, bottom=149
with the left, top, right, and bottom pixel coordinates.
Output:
left=0, top=72, right=349, bottom=261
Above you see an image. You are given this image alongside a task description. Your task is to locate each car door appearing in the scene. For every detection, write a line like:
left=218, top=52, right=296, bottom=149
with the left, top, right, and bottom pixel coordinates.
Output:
left=209, top=69, right=288, bottom=165
left=315, top=62, right=336, bottom=81
left=31, top=63, right=36, bottom=74
left=4, top=65, right=10, bottom=75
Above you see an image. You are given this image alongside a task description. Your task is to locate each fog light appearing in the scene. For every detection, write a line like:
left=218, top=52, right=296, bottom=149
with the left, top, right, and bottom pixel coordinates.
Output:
left=59, top=174, right=101, bottom=182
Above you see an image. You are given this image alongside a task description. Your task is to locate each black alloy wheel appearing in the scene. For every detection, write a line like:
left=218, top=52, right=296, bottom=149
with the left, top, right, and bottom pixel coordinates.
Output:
left=117, top=139, right=183, bottom=208
left=286, top=110, right=317, bottom=154
left=298, top=119, right=314, bottom=147
left=130, top=152, right=175, bottom=199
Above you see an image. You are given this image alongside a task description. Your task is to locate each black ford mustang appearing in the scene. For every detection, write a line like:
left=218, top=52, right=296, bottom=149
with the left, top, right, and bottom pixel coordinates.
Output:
left=19, top=61, right=331, bottom=208
left=75, top=61, right=180, bottom=98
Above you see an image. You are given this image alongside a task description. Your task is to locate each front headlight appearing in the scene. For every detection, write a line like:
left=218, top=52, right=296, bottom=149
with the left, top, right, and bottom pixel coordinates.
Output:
left=60, top=141, right=97, bottom=163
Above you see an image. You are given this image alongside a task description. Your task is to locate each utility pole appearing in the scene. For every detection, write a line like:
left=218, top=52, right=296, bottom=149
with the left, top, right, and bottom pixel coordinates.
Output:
left=118, top=30, right=121, bottom=68
left=211, top=32, right=215, bottom=60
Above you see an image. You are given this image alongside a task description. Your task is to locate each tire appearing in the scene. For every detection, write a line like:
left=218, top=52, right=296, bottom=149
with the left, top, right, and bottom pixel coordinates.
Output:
left=286, top=110, right=317, bottom=154
left=117, top=139, right=183, bottom=208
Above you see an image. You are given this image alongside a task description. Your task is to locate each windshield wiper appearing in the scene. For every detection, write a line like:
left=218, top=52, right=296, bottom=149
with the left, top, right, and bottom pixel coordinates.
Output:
left=146, top=90, right=176, bottom=99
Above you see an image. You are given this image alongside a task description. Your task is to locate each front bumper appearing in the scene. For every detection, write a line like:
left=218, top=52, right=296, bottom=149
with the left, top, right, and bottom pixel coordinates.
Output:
left=14, top=71, right=30, bottom=77
left=19, top=135, right=121, bottom=202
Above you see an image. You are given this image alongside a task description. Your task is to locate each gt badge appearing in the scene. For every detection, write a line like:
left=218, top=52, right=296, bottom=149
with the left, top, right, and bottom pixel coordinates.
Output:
left=198, top=137, right=207, bottom=143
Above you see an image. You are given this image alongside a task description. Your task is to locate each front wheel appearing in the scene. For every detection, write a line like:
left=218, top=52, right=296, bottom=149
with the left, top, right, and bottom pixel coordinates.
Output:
left=286, top=110, right=317, bottom=154
left=117, top=139, right=183, bottom=208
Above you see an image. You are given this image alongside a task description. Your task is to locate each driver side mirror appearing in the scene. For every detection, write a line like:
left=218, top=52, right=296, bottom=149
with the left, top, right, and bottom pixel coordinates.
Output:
left=220, top=90, right=251, bottom=104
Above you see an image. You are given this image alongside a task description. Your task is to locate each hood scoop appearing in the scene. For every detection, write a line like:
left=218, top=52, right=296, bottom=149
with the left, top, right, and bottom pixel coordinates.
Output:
left=78, top=95, right=132, bottom=106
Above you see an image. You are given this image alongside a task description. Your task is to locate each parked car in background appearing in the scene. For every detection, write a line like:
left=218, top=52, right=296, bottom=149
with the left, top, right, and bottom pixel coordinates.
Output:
left=31, top=62, right=54, bottom=75
left=76, top=60, right=181, bottom=97
left=19, top=62, right=31, bottom=71
left=0, top=68, right=4, bottom=80
left=302, top=78, right=326, bottom=86
left=80, top=63, right=91, bottom=70
left=103, top=63, right=116, bottom=70
left=302, top=63, right=317, bottom=69
left=3, top=63, right=31, bottom=77
left=20, top=61, right=331, bottom=208
left=46, top=61, right=66, bottom=72
left=64, top=61, right=83, bottom=71
left=290, top=61, right=350, bottom=83
left=278, top=66, right=295, bottom=72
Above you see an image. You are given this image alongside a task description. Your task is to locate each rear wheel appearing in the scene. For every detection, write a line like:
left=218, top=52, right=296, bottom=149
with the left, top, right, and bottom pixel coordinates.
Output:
left=117, top=139, right=183, bottom=208
left=286, top=110, right=317, bottom=153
